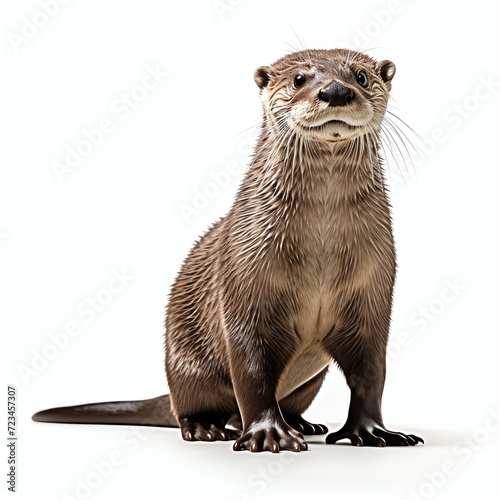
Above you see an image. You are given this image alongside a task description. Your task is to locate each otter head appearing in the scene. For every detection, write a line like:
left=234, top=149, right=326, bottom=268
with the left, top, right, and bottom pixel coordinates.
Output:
left=254, top=49, right=395, bottom=143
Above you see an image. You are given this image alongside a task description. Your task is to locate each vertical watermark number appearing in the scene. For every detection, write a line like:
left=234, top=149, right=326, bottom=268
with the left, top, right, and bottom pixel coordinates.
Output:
left=6, top=386, right=17, bottom=493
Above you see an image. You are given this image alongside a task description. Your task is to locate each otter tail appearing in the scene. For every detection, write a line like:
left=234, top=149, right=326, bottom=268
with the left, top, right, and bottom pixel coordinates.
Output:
left=32, top=394, right=178, bottom=428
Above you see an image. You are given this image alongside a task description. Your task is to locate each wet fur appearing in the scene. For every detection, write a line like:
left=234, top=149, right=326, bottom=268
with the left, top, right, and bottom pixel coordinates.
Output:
left=33, top=49, right=423, bottom=452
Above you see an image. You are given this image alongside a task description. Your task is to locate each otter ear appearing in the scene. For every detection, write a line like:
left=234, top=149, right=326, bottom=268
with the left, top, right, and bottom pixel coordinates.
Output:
left=254, top=66, right=271, bottom=90
left=376, top=60, right=396, bottom=85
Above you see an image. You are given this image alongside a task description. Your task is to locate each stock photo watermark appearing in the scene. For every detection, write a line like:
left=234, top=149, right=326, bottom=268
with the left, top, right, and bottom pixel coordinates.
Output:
left=7, top=0, right=71, bottom=53
left=51, top=64, right=168, bottom=182
left=177, top=69, right=498, bottom=222
left=352, top=0, right=404, bottom=48
left=6, top=386, right=18, bottom=493
left=407, top=407, right=500, bottom=500
left=17, top=268, right=134, bottom=385
left=387, top=277, right=467, bottom=363
left=59, top=401, right=165, bottom=499
left=60, top=450, right=125, bottom=500
left=388, top=73, right=499, bottom=191
left=178, top=128, right=258, bottom=223
left=236, top=453, right=297, bottom=499
left=213, top=0, right=244, bottom=21
left=179, top=162, right=244, bottom=222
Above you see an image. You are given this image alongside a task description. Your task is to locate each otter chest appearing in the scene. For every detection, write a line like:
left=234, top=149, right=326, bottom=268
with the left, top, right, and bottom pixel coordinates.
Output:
left=274, top=184, right=393, bottom=399
left=291, top=189, right=392, bottom=339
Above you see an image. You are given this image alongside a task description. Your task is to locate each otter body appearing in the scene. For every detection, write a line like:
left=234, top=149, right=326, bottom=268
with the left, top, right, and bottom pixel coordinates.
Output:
left=33, top=49, right=423, bottom=452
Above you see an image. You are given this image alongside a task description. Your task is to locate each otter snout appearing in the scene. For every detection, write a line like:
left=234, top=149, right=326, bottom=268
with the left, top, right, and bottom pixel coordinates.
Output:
left=318, top=81, right=354, bottom=107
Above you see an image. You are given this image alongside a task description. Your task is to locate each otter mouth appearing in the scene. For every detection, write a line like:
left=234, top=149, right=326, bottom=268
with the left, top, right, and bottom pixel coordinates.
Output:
left=293, top=118, right=366, bottom=142
left=296, top=118, right=363, bottom=136
left=301, top=119, right=357, bottom=130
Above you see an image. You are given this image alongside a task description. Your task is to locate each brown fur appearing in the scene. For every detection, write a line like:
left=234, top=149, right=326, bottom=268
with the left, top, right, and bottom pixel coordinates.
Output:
left=33, top=49, right=423, bottom=452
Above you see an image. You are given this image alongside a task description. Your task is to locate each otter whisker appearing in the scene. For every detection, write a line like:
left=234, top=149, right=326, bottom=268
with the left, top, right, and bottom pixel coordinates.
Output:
left=380, top=121, right=412, bottom=184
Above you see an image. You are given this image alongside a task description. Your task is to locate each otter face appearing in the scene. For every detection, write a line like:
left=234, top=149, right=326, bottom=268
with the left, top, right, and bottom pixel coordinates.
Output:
left=254, top=49, right=395, bottom=143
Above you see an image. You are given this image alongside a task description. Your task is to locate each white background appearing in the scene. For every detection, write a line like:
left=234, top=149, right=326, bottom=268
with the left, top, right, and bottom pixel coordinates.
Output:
left=1, top=0, right=499, bottom=499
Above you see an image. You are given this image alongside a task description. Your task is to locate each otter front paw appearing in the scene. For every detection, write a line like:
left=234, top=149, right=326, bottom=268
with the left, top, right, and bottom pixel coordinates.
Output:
left=326, top=419, right=423, bottom=447
left=233, top=418, right=308, bottom=453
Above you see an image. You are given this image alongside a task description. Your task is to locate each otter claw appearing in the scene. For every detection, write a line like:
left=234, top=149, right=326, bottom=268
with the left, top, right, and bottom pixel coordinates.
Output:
left=283, top=414, right=329, bottom=435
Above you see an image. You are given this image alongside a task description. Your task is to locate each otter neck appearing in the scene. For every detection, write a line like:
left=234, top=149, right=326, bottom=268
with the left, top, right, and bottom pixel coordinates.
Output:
left=252, top=125, right=386, bottom=205
left=235, top=125, right=390, bottom=269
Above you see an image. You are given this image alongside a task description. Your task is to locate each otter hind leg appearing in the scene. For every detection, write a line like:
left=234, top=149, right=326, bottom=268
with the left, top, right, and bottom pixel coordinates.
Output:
left=280, top=367, right=329, bottom=435
left=180, top=412, right=241, bottom=442
left=323, top=318, right=424, bottom=447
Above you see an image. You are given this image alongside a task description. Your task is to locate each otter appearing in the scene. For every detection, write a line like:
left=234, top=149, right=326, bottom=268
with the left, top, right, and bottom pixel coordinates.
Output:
left=33, top=48, right=423, bottom=452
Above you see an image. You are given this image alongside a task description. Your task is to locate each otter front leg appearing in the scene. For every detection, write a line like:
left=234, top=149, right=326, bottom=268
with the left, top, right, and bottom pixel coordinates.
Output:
left=227, top=321, right=307, bottom=453
left=324, top=336, right=423, bottom=446
left=326, top=380, right=423, bottom=446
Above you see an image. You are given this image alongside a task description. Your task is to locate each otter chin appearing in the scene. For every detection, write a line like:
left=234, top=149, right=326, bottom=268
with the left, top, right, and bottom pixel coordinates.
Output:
left=294, top=118, right=366, bottom=142
left=32, top=48, right=423, bottom=453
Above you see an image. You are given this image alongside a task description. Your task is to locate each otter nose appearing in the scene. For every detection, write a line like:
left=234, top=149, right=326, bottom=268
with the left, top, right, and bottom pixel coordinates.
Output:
left=318, top=81, right=354, bottom=107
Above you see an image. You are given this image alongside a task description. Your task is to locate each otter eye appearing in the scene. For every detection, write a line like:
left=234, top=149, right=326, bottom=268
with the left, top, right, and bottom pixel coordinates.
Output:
left=293, top=74, right=306, bottom=88
left=357, top=71, right=369, bottom=88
